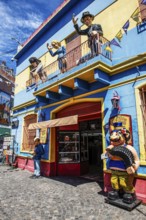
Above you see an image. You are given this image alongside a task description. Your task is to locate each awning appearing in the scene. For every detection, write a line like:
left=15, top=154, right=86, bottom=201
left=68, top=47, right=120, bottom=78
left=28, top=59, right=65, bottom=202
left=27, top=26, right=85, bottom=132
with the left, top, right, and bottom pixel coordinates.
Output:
left=28, top=115, right=78, bottom=130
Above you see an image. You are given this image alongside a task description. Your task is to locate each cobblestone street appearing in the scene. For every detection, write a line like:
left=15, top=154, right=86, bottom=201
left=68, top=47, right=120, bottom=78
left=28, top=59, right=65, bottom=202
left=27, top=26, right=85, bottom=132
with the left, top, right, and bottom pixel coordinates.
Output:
left=0, top=166, right=146, bottom=220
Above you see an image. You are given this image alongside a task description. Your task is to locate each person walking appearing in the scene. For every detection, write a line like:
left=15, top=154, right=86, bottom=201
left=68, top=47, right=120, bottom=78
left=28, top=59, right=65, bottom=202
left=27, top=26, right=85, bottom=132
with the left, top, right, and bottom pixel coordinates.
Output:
left=30, top=137, right=45, bottom=178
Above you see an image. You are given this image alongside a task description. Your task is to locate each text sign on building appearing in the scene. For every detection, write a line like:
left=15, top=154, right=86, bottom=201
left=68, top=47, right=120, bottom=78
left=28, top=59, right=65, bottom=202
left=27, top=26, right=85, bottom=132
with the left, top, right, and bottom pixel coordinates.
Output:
left=40, top=128, right=47, bottom=144
left=3, top=136, right=14, bottom=149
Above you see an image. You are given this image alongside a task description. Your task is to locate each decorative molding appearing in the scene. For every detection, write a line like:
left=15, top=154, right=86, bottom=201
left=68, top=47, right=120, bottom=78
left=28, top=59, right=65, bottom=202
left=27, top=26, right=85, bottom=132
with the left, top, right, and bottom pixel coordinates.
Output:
left=74, top=78, right=89, bottom=91
left=59, top=85, right=73, bottom=97
left=46, top=91, right=60, bottom=101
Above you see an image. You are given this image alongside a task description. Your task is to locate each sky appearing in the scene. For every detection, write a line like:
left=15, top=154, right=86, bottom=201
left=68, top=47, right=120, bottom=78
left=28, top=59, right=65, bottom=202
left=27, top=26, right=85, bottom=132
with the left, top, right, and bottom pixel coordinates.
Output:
left=0, top=0, right=64, bottom=71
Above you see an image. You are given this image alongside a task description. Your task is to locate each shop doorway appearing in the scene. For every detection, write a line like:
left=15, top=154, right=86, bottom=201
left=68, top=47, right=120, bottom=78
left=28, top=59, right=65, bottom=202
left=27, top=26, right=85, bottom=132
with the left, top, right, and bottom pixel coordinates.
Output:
left=56, top=101, right=102, bottom=177
left=80, top=119, right=103, bottom=179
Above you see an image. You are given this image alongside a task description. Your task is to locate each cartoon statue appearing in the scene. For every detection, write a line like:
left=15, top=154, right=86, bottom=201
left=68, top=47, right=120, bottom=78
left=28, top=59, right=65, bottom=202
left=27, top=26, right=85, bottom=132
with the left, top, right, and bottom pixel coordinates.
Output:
left=72, top=11, right=103, bottom=57
left=106, top=128, right=140, bottom=204
left=29, top=57, right=47, bottom=83
left=46, top=40, right=67, bottom=73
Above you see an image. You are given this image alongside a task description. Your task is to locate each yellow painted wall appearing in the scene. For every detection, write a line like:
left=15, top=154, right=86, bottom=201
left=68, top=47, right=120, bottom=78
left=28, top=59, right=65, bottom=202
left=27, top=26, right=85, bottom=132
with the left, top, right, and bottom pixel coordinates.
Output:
left=79, top=0, right=139, bottom=41
left=70, top=0, right=139, bottom=54
left=15, top=68, right=30, bottom=94
left=95, top=0, right=139, bottom=40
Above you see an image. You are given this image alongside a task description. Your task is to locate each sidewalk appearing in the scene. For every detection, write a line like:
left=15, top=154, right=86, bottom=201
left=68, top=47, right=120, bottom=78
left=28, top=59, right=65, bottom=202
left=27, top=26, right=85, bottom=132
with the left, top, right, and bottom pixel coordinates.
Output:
left=0, top=165, right=146, bottom=220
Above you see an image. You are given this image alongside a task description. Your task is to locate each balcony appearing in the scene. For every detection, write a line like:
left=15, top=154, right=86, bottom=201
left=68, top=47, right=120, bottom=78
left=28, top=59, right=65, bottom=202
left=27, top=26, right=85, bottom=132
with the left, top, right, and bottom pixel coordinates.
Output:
left=26, top=36, right=111, bottom=90
left=0, top=80, right=13, bottom=94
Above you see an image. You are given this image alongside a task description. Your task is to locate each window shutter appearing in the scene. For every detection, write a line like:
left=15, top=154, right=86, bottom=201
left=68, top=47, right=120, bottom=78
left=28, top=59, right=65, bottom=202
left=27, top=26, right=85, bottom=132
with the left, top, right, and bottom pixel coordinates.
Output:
left=22, top=114, right=37, bottom=151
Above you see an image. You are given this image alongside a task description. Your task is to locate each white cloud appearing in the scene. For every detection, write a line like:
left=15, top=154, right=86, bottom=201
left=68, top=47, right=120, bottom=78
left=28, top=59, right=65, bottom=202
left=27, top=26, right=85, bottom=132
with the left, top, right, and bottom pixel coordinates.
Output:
left=0, top=0, right=64, bottom=69
left=0, top=1, right=44, bottom=53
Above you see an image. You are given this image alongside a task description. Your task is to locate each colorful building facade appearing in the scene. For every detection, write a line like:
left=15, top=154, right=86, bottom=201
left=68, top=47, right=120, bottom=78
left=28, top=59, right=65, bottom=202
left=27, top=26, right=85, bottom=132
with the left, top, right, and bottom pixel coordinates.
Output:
left=13, top=0, right=146, bottom=202
left=0, top=61, right=15, bottom=152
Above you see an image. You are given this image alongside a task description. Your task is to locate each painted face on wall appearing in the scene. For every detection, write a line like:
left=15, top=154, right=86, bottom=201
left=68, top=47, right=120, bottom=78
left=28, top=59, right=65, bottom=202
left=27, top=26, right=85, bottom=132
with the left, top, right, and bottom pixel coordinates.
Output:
left=83, top=16, right=93, bottom=27
left=110, top=130, right=125, bottom=146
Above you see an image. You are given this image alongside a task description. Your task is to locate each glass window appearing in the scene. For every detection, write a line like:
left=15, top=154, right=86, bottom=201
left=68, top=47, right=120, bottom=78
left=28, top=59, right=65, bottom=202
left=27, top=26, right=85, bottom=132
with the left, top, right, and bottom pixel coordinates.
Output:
left=58, top=131, right=80, bottom=163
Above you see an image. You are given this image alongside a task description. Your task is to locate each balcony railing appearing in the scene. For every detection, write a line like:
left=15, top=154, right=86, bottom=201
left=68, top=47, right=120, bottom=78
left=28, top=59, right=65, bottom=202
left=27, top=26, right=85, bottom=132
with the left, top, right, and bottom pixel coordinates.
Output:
left=0, top=65, right=14, bottom=77
left=26, top=36, right=111, bottom=88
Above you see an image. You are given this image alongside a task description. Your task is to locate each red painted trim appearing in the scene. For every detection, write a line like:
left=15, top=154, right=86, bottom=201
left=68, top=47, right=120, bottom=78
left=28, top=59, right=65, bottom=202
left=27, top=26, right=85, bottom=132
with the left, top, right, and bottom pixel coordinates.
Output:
left=79, top=112, right=101, bottom=121
left=56, top=102, right=101, bottom=118
left=16, top=157, right=56, bottom=176
left=58, top=163, right=81, bottom=176
left=58, top=124, right=79, bottom=131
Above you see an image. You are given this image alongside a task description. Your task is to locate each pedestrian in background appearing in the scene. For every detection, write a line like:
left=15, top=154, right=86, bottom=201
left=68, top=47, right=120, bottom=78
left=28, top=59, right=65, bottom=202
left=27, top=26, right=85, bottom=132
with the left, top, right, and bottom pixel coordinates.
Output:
left=30, top=137, right=45, bottom=178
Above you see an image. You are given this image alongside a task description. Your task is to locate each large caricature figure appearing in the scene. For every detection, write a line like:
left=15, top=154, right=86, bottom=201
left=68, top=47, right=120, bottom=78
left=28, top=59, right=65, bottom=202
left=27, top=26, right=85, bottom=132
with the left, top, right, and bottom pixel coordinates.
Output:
left=72, top=11, right=103, bottom=57
left=29, top=57, right=47, bottom=83
left=106, top=128, right=140, bottom=204
left=47, top=40, right=67, bottom=73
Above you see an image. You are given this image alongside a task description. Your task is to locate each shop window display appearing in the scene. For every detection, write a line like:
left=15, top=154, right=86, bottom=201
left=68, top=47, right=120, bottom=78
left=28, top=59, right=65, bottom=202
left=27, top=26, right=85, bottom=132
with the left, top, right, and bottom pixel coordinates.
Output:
left=58, top=131, right=80, bottom=163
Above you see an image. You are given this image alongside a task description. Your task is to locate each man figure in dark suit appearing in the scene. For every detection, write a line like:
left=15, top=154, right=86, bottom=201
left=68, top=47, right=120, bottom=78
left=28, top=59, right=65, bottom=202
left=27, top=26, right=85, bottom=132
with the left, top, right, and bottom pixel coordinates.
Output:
left=72, top=11, right=103, bottom=57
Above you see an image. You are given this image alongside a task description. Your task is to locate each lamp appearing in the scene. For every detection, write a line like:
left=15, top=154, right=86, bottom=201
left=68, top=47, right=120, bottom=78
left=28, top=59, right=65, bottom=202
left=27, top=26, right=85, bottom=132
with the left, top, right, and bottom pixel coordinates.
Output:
left=11, top=37, right=23, bottom=52
left=11, top=37, right=23, bottom=46
left=111, top=91, right=120, bottom=110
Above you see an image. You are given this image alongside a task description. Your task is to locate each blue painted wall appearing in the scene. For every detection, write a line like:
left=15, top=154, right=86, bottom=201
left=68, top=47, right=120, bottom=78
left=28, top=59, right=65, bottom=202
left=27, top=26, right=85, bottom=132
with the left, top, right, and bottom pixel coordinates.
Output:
left=111, top=24, right=146, bottom=65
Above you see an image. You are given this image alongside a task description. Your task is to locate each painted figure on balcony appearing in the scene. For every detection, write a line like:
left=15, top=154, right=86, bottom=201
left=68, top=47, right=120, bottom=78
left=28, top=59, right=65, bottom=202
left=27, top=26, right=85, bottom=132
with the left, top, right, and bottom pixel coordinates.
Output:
left=105, top=128, right=140, bottom=204
left=29, top=57, right=47, bottom=83
left=47, top=40, right=67, bottom=73
left=72, top=11, right=103, bottom=57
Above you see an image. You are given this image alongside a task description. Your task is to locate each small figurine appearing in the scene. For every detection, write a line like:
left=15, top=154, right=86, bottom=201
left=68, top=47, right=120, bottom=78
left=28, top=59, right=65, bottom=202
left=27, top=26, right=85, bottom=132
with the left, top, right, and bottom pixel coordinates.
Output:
left=105, top=128, right=140, bottom=204
left=47, top=40, right=67, bottom=73
left=72, top=11, right=103, bottom=57
left=29, top=57, right=47, bottom=83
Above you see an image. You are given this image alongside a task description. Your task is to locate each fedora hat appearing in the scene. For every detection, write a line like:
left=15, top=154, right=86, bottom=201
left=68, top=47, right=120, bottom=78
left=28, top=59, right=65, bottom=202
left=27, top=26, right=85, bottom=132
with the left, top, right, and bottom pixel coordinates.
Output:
left=81, top=11, right=94, bottom=23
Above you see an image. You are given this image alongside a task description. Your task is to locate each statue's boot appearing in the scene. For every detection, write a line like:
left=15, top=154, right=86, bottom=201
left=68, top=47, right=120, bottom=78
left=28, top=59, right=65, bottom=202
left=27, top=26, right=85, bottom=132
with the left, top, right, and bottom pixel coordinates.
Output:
left=108, top=190, right=119, bottom=200
left=123, top=193, right=136, bottom=204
